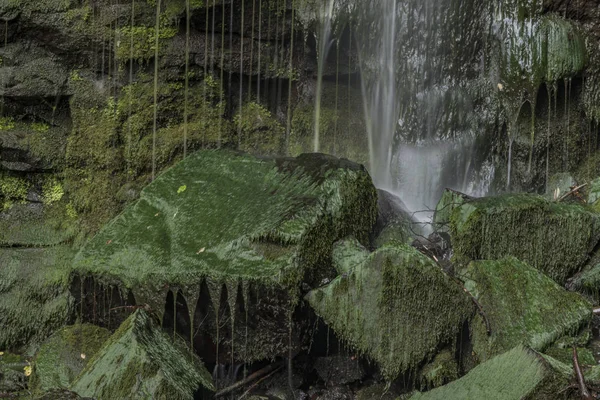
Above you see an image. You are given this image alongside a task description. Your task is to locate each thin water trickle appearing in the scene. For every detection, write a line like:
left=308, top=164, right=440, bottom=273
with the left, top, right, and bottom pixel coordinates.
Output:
left=152, top=0, right=162, bottom=181
left=256, top=0, right=262, bottom=102
left=127, top=0, right=135, bottom=177
left=238, top=0, right=245, bottom=148
left=1, top=20, right=7, bottom=117
left=313, top=0, right=335, bottom=153
left=183, top=0, right=190, bottom=158
left=285, top=0, right=296, bottom=155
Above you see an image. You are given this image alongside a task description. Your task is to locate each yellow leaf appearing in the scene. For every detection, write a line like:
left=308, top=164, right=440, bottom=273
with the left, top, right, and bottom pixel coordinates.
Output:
left=24, top=365, right=32, bottom=377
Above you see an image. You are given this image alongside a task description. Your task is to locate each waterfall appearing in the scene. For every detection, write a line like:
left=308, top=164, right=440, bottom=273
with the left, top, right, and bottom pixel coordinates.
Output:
left=350, top=0, right=495, bottom=220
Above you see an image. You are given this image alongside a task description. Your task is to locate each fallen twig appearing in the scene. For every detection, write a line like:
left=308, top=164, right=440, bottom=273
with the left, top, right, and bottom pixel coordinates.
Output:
left=215, top=361, right=284, bottom=398
left=573, top=346, right=594, bottom=400
left=238, top=366, right=283, bottom=400
left=558, top=184, right=588, bottom=202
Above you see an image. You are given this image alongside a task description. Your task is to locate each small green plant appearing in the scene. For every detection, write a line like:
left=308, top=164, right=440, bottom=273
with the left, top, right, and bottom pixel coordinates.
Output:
left=66, top=202, right=78, bottom=220
left=31, top=122, right=50, bottom=132
left=42, top=178, right=65, bottom=205
left=0, top=175, right=29, bottom=210
left=70, top=70, right=83, bottom=82
left=0, top=117, right=15, bottom=131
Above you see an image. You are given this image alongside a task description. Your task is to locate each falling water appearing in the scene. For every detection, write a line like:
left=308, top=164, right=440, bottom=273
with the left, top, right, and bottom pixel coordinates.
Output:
left=358, top=0, right=398, bottom=187
left=127, top=0, right=135, bottom=176
left=256, top=0, right=262, bottom=102
left=238, top=0, right=245, bottom=148
left=183, top=0, right=190, bottom=158
left=348, top=0, right=494, bottom=219
left=285, top=0, right=296, bottom=155
left=313, top=0, right=335, bottom=153
left=152, top=0, right=162, bottom=180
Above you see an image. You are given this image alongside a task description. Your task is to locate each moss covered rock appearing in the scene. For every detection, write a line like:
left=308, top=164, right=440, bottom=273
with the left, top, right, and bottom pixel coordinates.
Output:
left=306, top=239, right=474, bottom=381
left=417, top=349, right=459, bottom=391
left=409, top=346, right=572, bottom=400
left=71, top=309, right=214, bottom=400
left=464, top=258, right=591, bottom=362
left=0, top=246, right=74, bottom=349
left=31, top=324, right=110, bottom=393
left=372, top=189, right=416, bottom=247
left=448, top=193, right=600, bottom=283
left=72, top=150, right=377, bottom=361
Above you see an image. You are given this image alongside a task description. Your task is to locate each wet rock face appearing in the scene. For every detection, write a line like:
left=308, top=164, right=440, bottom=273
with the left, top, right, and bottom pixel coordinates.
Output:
left=306, top=238, right=475, bottom=381
left=447, top=193, right=600, bottom=284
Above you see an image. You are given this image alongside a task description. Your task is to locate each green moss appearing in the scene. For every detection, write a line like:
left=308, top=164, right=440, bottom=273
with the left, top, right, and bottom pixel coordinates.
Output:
left=0, top=117, right=16, bottom=131
left=66, top=69, right=227, bottom=236
left=234, top=101, right=285, bottom=155
left=463, top=258, right=591, bottom=362
left=42, top=178, right=65, bottom=205
left=0, top=246, right=75, bottom=350
left=418, top=349, right=459, bottom=391
left=30, top=324, right=110, bottom=393
left=290, top=83, right=368, bottom=165
left=409, top=346, right=572, bottom=400
left=31, top=122, right=50, bottom=133
left=73, top=150, right=375, bottom=286
left=115, top=25, right=178, bottom=64
left=543, top=346, right=595, bottom=368
left=433, top=189, right=470, bottom=233
left=0, top=173, right=29, bottom=210
left=306, top=239, right=474, bottom=381
left=449, top=193, right=600, bottom=283
left=71, top=310, right=214, bottom=399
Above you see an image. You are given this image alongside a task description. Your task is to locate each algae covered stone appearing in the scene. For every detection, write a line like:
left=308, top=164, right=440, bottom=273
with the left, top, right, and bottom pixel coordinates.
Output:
left=409, top=346, right=572, bottom=400
left=31, top=324, right=110, bottom=393
left=306, top=239, right=474, bottom=380
left=464, top=258, right=591, bottom=362
left=71, top=309, right=214, bottom=400
left=72, top=150, right=377, bottom=361
left=448, top=193, right=600, bottom=283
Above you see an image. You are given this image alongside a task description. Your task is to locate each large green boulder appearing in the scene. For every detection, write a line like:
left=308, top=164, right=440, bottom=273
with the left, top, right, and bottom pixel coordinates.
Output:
left=31, top=324, right=111, bottom=393
left=70, top=309, right=214, bottom=400
left=464, top=258, right=591, bottom=362
left=447, top=193, right=600, bottom=283
left=306, top=239, right=474, bottom=380
left=409, top=346, right=572, bottom=400
left=72, top=150, right=377, bottom=361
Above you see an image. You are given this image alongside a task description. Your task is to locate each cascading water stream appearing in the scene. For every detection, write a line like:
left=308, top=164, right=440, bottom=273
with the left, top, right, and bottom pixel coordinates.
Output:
left=313, top=0, right=335, bottom=153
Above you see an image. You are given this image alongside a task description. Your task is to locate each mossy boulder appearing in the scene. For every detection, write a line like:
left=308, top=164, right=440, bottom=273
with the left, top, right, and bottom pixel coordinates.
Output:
left=409, top=346, right=572, bottom=400
left=417, top=349, right=459, bottom=391
left=372, top=189, right=416, bottom=247
left=0, top=246, right=74, bottom=349
left=306, top=239, right=474, bottom=381
left=464, top=258, right=591, bottom=362
left=448, top=193, right=600, bottom=283
left=70, top=309, right=214, bottom=400
left=433, top=189, right=470, bottom=233
left=72, top=150, right=377, bottom=361
left=31, top=324, right=110, bottom=393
